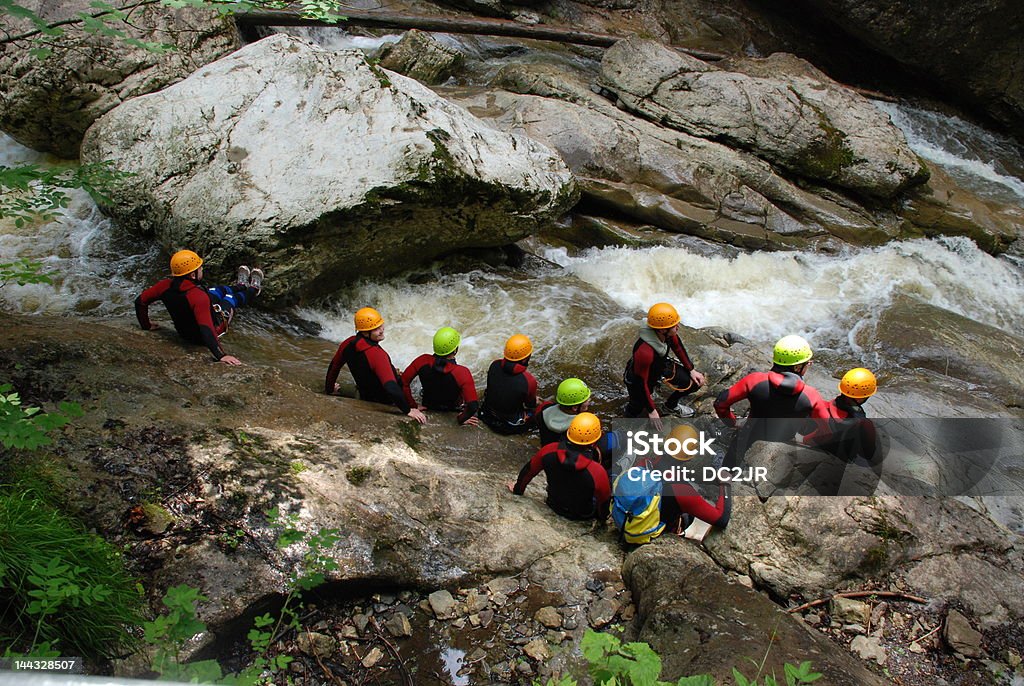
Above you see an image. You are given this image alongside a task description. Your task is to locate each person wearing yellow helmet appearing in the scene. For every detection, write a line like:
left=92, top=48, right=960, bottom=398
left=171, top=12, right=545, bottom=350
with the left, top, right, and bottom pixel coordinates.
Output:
left=479, top=334, right=539, bottom=435
left=803, top=368, right=881, bottom=462
left=135, top=249, right=263, bottom=365
left=400, top=327, right=480, bottom=426
left=713, top=334, right=826, bottom=468
left=324, top=307, right=427, bottom=424
left=624, top=303, right=706, bottom=427
left=508, top=412, right=612, bottom=521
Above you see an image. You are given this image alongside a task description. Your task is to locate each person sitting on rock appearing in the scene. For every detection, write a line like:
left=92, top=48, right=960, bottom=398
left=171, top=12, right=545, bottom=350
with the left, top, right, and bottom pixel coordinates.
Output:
left=651, top=424, right=731, bottom=533
left=624, top=303, right=706, bottom=427
left=803, top=367, right=882, bottom=464
left=713, top=334, right=825, bottom=467
left=508, top=412, right=611, bottom=521
left=325, top=307, right=427, bottom=424
left=401, top=327, right=479, bottom=426
left=536, top=377, right=617, bottom=469
left=135, top=249, right=262, bottom=366
left=479, top=334, right=538, bottom=435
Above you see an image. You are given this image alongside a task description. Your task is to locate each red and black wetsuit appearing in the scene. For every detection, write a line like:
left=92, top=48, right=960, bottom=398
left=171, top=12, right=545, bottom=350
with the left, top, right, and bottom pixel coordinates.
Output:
left=480, top=359, right=537, bottom=434
left=401, top=354, right=479, bottom=424
left=804, top=395, right=879, bottom=462
left=714, top=368, right=825, bottom=466
left=624, top=330, right=696, bottom=417
left=644, top=456, right=731, bottom=531
left=513, top=442, right=611, bottom=521
left=325, top=335, right=411, bottom=413
left=135, top=277, right=227, bottom=360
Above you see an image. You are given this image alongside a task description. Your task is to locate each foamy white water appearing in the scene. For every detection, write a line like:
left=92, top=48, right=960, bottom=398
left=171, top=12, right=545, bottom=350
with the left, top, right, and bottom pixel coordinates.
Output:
left=875, top=101, right=1024, bottom=204
left=550, top=238, right=1024, bottom=349
left=299, top=267, right=630, bottom=385
left=0, top=133, right=161, bottom=315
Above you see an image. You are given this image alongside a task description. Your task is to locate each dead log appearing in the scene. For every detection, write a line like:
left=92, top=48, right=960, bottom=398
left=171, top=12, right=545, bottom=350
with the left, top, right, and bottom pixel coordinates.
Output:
left=234, top=9, right=727, bottom=60
left=235, top=10, right=897, bottom=102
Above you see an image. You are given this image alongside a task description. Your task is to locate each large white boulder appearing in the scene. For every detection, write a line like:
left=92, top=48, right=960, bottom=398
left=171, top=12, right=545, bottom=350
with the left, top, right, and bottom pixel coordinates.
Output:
left=81, top=34, right=577, bottom=301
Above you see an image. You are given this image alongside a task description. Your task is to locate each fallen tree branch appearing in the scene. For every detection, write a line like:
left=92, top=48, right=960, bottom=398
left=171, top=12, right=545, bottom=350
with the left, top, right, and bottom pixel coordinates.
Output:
left=787, top=590, right=927, bottom=614
left=235, top=8, right=726, bottom=59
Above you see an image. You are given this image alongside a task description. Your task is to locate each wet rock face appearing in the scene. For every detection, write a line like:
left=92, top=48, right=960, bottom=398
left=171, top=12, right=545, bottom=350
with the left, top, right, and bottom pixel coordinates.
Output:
left=623, top=543, right=887, bottom=684
left=378, top=29, right=464, bottom=85
left=80, top=33, right=578, bottom=303
left=783, top=0, right=1024, bottom=139
left=0, top=0, right=239, bottom=158
left=598, top=38, right=928, bottom=199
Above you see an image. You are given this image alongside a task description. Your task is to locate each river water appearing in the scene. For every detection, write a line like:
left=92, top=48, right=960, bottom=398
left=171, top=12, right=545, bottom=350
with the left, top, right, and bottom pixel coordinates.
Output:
left=2, top=99, right=1024, bottom=406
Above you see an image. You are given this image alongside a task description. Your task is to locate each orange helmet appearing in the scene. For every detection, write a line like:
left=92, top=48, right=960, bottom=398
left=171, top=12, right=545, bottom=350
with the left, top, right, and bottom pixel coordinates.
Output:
left=839, top=368, right=877, bottom=399
left=503, top=334, right=533, bottom=362
left=354, top=307, right=384, bottom=332
left=170, top=250, right=203, bottom=276
left=567, top=412, right=602, bottom=446
left=647, top=303, right=680, bottom=329
left=667, top=424, right=700, bottom=461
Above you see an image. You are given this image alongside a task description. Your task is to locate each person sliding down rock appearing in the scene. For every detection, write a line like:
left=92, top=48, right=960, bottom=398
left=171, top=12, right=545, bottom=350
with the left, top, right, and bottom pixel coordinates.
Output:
left=135, top=249, right=263, bottom=366
left=623, top=303, right=706, bottom=428
left=324, top=307, right=426, bottom=424
left=401, top=327, right=480, bottom=426
left=508, top=412, right=611, bottom=521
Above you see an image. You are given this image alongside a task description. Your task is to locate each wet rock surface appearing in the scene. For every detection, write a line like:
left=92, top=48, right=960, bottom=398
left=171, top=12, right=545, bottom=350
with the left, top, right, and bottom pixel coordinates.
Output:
left=0, top=0, right=238, bottom=158
left=3, top=312, right=1023, bottom=684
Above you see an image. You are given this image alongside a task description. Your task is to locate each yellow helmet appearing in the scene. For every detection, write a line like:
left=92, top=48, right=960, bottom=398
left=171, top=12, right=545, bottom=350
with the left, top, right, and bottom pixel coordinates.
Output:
left=354, top=307, right=384, bottom=332
left=170, top=250, right=203, bottom=276
left=772, top=335, right=813, bottom=366
left=667, top=424, right=700, bottom=461
left=839, top=368, right=877, bottom=399
left=503, top=334, right=533, bottom=362
left=567, top=412, right=602, bottom=446
left=647, top=302, right=680, bottom=329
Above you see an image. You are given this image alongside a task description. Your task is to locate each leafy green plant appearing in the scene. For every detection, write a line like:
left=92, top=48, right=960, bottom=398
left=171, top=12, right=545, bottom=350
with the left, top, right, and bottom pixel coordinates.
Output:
left=0, top=486, right=144, bottom=659
left=538, top=630, right=821, bottom=686
left=144, top=509, right=339, bottom=682
left=0, top=258, right=52, bottom=288
left=245, top=507, right=339, bottom=672
left=0, top=384, right=82, bottom=451
left=0, top=161, right=130, bottom=227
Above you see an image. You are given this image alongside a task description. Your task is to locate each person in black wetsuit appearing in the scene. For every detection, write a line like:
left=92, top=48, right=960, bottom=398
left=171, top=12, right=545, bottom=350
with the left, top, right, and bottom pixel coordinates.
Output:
left=652, top=424, right=731, bottom=534
left=624, top=303, right=706, bottom=428
left=135, top=250, right=262, bottom=365
left=324, top=307, right=427, bottom=424
left=508, top=412, right=611, bottom=521
left=479, top=334, right=538, bottom=435
left=713, top=334, right=825, bottom=467
left=401, top=327, right=479, bottom=426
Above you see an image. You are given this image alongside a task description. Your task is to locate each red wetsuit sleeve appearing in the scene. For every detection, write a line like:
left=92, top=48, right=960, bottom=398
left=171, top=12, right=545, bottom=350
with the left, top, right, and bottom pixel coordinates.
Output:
left=135, top=279, right=171, bottom=329
left=453, top=365, right=479, bottom=424
left=185, top=287, right=224, bottom=360
left=803, top=401, right=841, bottom=446
left=633, top=343, right=658, bottom=413
left=667, top=482, right=731, bottom=528
left=669, top=333, right=695, bottom=371
left=589, top=461, right=612, bottom=520
left=513, top=444, right=552, bottom=495
left=366, top=346, right=411, bottom=414
left=524, top=371, right=538, bottom=410
left=401, top=354, right=432, bottom=408
left=325, top=337, right=354, bottom=394
left=714, top=373, right=760, bottom=426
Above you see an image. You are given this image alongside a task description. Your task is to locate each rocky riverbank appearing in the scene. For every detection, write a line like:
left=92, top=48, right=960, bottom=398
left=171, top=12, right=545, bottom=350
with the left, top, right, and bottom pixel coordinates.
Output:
left=2, top=312, right=1022, bottom=684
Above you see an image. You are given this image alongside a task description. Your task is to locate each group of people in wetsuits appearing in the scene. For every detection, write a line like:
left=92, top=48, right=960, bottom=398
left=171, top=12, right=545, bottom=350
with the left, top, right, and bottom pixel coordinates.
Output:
left=137, top=251, right=879, bottom=545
